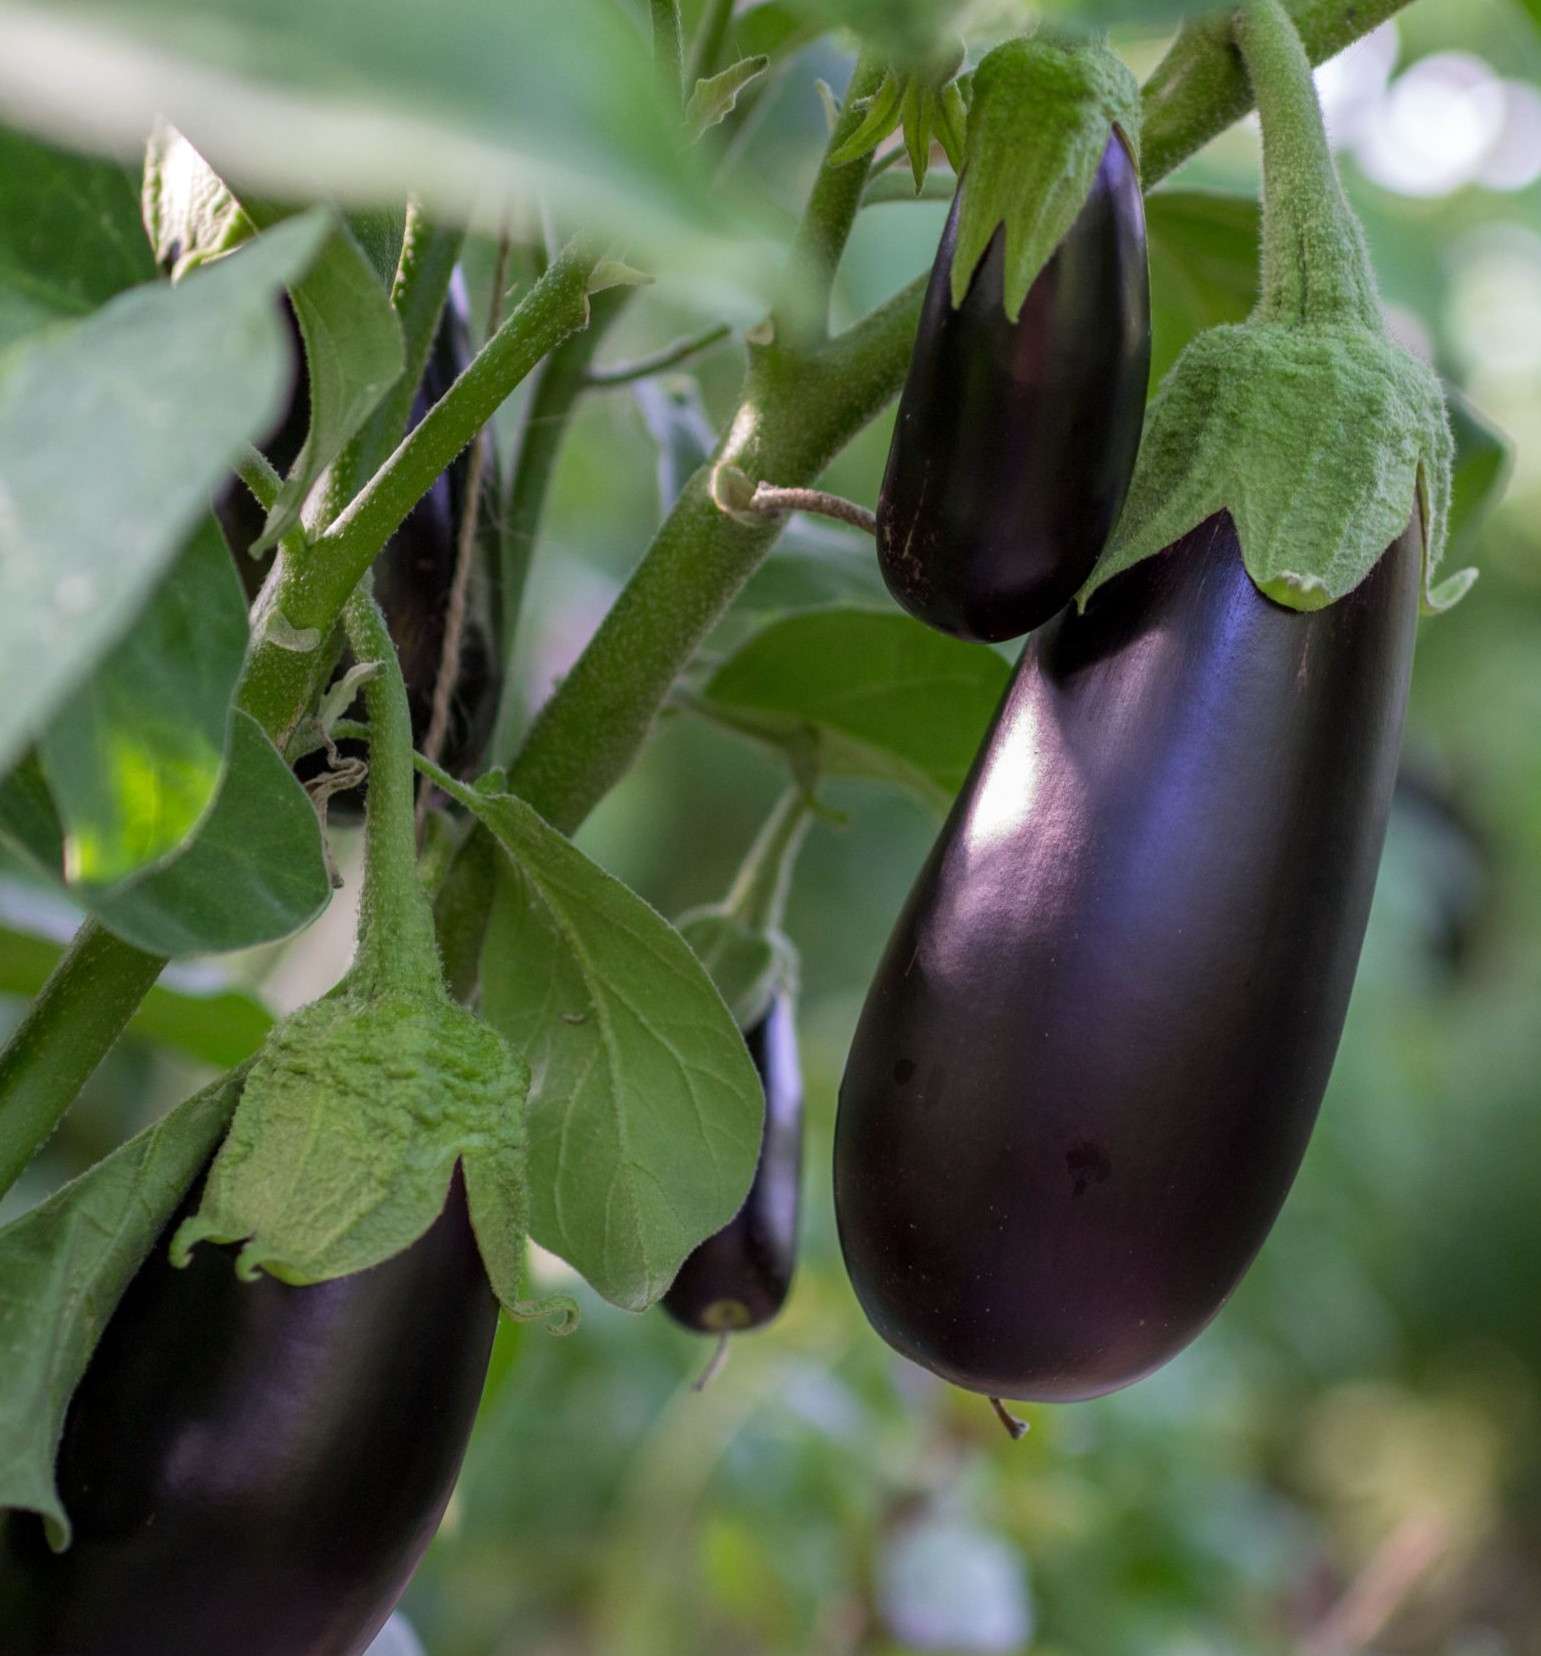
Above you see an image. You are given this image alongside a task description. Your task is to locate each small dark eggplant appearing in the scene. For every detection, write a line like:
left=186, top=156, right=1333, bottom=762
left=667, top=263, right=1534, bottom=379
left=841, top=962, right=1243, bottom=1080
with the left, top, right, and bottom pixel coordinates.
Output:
left=0, top=1171, right=496, bottom=1656
left=836, top=511, right=1420, bottom=1402
left=876, top=132, right=1150, bottom=645
left=663, top=995, right=803, bottom=1334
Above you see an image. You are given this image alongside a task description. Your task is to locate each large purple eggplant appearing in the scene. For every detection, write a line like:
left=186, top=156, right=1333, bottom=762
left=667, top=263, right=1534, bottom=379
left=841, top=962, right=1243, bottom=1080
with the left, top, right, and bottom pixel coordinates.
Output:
left=876, top=132, right=1150, bottom=645
left=664, top=995, right=803, bottom=1334
left=0, top=1172, right=496, bottom=1655
left=836, top=511, right=1421, bottom=1401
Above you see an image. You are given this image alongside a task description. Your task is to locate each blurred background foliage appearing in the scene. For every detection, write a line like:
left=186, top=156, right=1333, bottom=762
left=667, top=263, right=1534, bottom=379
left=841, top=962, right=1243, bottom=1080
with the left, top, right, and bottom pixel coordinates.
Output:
left=3, top=0, right=1541, bottom=1651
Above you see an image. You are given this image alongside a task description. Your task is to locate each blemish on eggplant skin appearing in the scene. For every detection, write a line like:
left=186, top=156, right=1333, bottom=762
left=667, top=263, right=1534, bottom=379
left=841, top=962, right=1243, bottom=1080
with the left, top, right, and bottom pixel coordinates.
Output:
left=1066, top=1140, right=1112, bottom=1198
left=893, top=1058, right=916, bottom=1086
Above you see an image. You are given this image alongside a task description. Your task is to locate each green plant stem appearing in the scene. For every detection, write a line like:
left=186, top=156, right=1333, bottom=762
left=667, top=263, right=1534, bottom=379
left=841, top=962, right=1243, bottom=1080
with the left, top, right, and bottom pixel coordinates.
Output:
left=0, top=924, right=165, bottom=1196
left=236, top=445, right=282, bottom=512
left=240, top=239, right=598, bottom=751
left=651, top=0, right=685, bottom=106
left=489, top=284, right=633, bottom=763
left=343, top=585, right=441, bottom=997
left=778, top=49, right=885, bottom=351
left=687, top=0, right=735, bottom=84
left=1140, top=0, right=1415, bottom=186
left=723, top=788, right=812, bottom=936
left=584, top=322, right=731, bottom=387
left=1237, top=0, right=1380, bottom=328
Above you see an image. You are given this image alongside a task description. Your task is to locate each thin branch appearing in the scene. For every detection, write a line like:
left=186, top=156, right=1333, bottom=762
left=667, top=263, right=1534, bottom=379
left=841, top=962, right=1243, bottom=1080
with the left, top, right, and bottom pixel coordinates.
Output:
left=651, top=0, right=685, bottom=108
left=416, top=234, right=511, bottom=832
left=583, top=322, right=732, bottom=388
left=749, top=484, right=876, bottom=536
left=236, top=444, right=282, bottom=513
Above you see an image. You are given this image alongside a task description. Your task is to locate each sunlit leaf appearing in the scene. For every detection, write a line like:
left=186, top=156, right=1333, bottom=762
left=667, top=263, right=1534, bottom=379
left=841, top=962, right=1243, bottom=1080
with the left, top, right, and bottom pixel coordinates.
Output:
left=37, top=518, right=249, bottom=888
left=90, top=711, right=331, bottom=957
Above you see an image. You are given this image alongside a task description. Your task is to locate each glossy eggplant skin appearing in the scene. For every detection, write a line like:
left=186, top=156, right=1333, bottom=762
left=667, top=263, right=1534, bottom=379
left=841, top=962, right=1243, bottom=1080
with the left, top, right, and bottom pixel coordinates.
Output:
left=0, top=1172, right=497, bottom=1656
left=876, top=132, right=1151, bottom=645
left=663, top=996, right=804, bottom=1333
left=836, top=511, right=1421, bottom=1401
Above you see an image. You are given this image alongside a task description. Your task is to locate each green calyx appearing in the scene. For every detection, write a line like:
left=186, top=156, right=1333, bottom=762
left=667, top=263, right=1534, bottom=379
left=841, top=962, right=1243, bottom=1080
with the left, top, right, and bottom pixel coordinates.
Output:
left=1086, top=0, right=1473, bottom=616
left=827, top=37, right=968, bottom=194
left=170, top=583, right=575, bottom=1332
left=949, top=35, right=1141, bottom=319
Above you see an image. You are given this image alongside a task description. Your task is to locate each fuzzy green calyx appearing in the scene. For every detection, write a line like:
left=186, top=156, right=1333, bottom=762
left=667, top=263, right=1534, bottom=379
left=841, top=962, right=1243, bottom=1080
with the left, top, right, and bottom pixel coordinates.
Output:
left=827, top=38, right=968, bottom=193
left=949, top=36, right=1141, bottom=319
left=169, top=987, right=574, bottom=1331
left=1086, top=0, right=1472, bottom=616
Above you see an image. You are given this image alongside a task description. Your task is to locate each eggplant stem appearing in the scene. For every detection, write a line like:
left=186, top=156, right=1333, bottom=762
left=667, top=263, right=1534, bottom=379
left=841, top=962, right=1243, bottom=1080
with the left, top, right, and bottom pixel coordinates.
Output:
left=989, top=1397, right=1030, bottom=1441
left=582, top=323, right=732, bottom=388
left=692, top=1332, right=732, bottom=1392
left=748, top=484, right=876, bottom=537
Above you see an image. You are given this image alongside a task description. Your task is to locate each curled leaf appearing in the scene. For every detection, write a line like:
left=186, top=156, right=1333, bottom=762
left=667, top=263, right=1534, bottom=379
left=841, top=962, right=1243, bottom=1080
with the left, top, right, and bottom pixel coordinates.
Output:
left=686, top=55, right=770, bottom=140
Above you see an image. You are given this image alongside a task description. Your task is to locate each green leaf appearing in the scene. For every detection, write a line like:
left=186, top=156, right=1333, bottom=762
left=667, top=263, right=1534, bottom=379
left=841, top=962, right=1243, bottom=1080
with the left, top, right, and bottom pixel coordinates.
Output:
left=0, top=1069, right=243, bottom=1548
left=0, top=124, right=155, bottom=347
left=1446, top=385, right=1513, bottom=555
left=699, top=607, right=1010, bottom=812
left=37, top=516, right=249, bottom=887
left=89, top=710, right=330, bottom=957
left=452, top=779, right=763, bottom=1313
left=686, top=55, right=770, bottom=140
left=1146, top=188, right=1260, bottom=390
left=142, top=130, right=406, bottom=551
left=0, top=210, right=330, bottom=776
left=0, top=753, right=63, bottom=876
left=0, top=0, right=753, bottom=295
left=141, top=121, right=253, bottom=279
left=0, top=917, right=272, bottom=1067
left=735, top=526, right=892, bottom=614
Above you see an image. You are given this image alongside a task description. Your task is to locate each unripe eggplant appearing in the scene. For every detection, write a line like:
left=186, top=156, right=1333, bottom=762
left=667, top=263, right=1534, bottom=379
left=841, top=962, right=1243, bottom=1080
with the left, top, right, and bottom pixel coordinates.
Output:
left=0, top=1171, right=496, bottom=1656
left=663, top=994, right=803, bottom=1333
left=836, top=511, right=1420, bottom=1402
left=876, top=132, right=1150, bottom=645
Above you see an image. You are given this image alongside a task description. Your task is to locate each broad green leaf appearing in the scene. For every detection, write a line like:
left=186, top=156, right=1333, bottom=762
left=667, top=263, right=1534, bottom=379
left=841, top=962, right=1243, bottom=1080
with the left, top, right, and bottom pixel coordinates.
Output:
left=0, top=211, right=329, bottom=775
left=0, top=0, right=758, bottom=296
left=455, top=779, right=763, bottom=1312
left=735, top=524, right=892, bottom=614
left=700, top=608, right=1010, bottom=812
left=1146, top=188, right=1260, bottom=391
left=142, top=131, right=405, bottom=550
left=0, top=919, right=272, bottom=1067
left=37, top=517, right=249, bottom=887
left=1446, top=386, right=1512, bottom=555
left=0, top=1069, right=243, bottom=1548
left=731, top=2, right=825, bottom=61
left=0, top=124, right=154, bottom=347
left=90, top=711, right=330, bottom=957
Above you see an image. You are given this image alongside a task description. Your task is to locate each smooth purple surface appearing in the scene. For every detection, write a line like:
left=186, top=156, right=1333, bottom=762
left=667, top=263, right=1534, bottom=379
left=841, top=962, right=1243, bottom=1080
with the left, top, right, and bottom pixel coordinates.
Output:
left=1, top=1172, right=497, bottom=1655
left=877, top=132, right=1151, bottom=644
left=836, top=514, right=1421, bottom=1400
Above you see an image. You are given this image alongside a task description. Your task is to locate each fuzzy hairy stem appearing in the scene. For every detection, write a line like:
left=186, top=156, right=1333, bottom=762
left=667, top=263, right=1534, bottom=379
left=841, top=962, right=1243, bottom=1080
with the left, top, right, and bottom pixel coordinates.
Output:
left=489, top=285, right=633, bottom=763
left=345, top=585, right=442, bottom=996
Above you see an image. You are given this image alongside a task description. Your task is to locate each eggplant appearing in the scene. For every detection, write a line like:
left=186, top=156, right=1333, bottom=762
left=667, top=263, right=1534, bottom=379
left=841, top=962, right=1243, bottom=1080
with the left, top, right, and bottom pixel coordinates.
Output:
left=835, top=511, right=1421, bottom=1402
left=0, top=1171, right=496, bottom=1656
left=876, top=131, right=1150, bottom=645
left=663, top=994, right=803, bottom=1333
